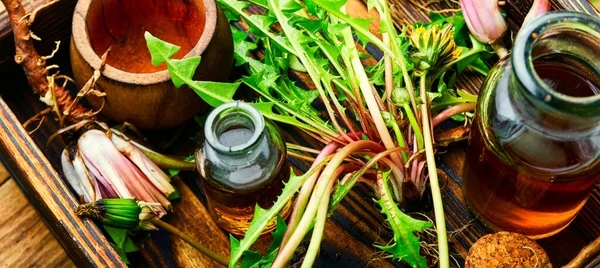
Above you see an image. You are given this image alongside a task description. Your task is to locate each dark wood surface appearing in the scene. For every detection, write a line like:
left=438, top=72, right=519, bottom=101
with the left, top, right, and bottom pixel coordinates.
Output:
left=0, top=166, right=74, bottom=268
left=0, top=0, right=600, bottom=267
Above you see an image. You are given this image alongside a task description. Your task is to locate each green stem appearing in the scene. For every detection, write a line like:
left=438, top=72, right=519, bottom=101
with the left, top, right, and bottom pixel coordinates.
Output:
left=431, top=102, right=476, bottom=127
left=402, top=103, right=424, bottom=150
left=273, top=140, right=385, bottom=268
left=431, top=46, right=485, bottom=82
left=419, top=74, right=449, bottom=268
left=374, top=0, right=417, bottom=114
left=267, top=0, right=351, bottom=143
left=244, top=82, right=339, bottom=140
left=301, top=173, right=337, bottom=268
left=129, top=140, right=196, bottom=170
left=150, top=218, right=230, bottom=266
left=339, top=13, right=404, bottom=169
left=390, top=120, right=409, bottom=163
left=329, top=147, right=405, bottom=210
left=491, top=42, right=509, bottom=59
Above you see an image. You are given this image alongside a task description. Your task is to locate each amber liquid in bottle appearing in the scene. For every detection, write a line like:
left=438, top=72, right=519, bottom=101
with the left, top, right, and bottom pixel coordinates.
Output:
left=463, top=59, right=600, bottom=238
left=199, top=112, right=292, bottom=236
left=202, top=157, right=291, bottom=236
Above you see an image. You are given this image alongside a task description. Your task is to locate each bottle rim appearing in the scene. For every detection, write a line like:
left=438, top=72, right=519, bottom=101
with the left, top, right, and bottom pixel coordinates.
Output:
left=204, top=101, right=265, bottom=153
left=512, top=11, right=600, bottom=117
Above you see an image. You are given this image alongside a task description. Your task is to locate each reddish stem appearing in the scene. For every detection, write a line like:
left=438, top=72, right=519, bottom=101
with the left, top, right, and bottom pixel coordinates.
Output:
left=431, top=102, right=476, bottom=128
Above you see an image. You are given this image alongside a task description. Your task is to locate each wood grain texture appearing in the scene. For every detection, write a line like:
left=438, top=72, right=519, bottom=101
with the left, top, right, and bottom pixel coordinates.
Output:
left=0, top=158, right=8, bottom=185
left=0, top=0, right=599, bottom=267
left=0, top=97, right=125, bottom=267
left=139, top=176, right=231, bottom=268
left=0, top=179, right=74, bottom=268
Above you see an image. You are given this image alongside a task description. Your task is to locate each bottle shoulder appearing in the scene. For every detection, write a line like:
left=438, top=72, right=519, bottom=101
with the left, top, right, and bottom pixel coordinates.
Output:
left=476, top=61, right=600, bottom=178
left=201, top=124, right=288, bottom=193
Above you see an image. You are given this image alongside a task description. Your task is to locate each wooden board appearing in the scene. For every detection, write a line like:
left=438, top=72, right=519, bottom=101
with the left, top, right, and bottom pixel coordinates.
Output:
left=0, top=179, right=74, bottom=267
left=0, top=158, right=8, bottom=185
left=0, top=0, right=599, bottom=267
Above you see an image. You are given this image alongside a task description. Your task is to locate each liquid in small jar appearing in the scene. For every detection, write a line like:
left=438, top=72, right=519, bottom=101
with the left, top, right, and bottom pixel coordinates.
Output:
left=463, top=57, right=600, bottom=238
left=198, top=102, right=291, bottom=236
left=201, top=133, right=291, bottom=235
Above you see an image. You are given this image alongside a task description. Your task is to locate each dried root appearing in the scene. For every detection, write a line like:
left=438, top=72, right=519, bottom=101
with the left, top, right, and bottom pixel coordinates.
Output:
left=3, top=0, right=96, bottom=128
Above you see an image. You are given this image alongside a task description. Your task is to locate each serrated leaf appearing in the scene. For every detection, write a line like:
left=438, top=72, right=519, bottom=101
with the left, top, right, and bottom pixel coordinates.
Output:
left=218, top=0, right=295, bottom=55
left=145, top=32, right=180, bottom=66
left=229, top=170, right=309, bottom=268
left=431, top=72, right=477, bottom=114
left=168, top=57, right=201, bottom=87
left=279, top=0, right=304, bottom=12
left=144, top=32, right=240, bottom=107
left=235, top=217, right=288, bottom=268
left=374, top=172, right=432, bottom=268
left=190, top=81, right=240, bottom=107
left=310, top=0, right=394, bottom=57
left=240, top=250, right=263, bottom=268
left=250, top=102, right=314, bottom=131
left=109, top=242, right=130, bottom=264
left=232, top=26, right=258, bottom=66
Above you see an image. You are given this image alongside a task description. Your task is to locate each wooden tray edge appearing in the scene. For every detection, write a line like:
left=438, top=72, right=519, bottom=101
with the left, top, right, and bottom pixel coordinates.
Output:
left=0, top=0, right=597, bottom=267
left=0, top=97, right=125, bottom=267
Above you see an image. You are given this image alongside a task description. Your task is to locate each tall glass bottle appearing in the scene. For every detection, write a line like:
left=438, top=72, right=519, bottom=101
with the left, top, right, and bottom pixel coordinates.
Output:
left=462, top=12, right=600, bottom=238
left=196, top=101, right=291, bottom=235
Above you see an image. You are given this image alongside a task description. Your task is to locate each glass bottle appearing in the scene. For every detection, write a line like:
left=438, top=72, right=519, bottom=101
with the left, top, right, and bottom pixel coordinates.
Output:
left=196, top=101, right=291, bottom=235
left=462, top=11, right=600, bottom=239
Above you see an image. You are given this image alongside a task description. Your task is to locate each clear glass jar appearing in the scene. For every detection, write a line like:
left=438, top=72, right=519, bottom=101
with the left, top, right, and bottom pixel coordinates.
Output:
left=462, top=11, right=600, bottom=238
left=196, top=101, right=291, bottom=235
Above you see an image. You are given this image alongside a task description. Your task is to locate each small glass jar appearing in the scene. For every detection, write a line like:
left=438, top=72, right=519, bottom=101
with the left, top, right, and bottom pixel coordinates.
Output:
left=196, top=101, right=291, bottom=235
left=462, top=12, right=600, bottom=238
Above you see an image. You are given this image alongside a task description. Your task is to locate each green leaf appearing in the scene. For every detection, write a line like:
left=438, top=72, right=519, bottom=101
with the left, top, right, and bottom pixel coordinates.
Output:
left=218, top=0, right=295, bottom=55
left=289, top=55, right=307, bottom=72
left=267, top=217, right=286, bottom=253
left=190, top=81, right=240, bottom=107
left=167, top=185, right=181, bottom=201
left=250, top=102, right=315, bottom=131
left=228, top=170, right=309, bottom=268
left=234, top=217, right=288, bottom=268
left=169, top=57, right=201, bottom=87
left=466, top=57, right=490, bottom=75
left=430, top=72, right=477, bottom=114
left=374, top=172, right=432, bottom=268
left=232, top=26, right=258, bottom=66
left=104, top=225, right=139, bottom=265
left=109, top=242, right=130, bottom=264
left=145, top=32, right=180, bottom=66
left=104, top=225, right=128, bottom=248
left=309, top=0, right=394, bottom=57
left=144, top=32, right=240, bottom=107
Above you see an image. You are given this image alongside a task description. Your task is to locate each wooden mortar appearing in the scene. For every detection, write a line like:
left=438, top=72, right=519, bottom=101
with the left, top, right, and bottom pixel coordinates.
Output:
left=70, top=0, right=233, bottom=129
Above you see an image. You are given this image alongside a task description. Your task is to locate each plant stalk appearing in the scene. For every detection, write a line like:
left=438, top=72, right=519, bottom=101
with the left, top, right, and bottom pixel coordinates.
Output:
left=564, top=234, right=600, bottom=268
left=149, top=218, right=230, bottom=266
left=301, top=174, right=337, bottom=268
left=339, top=17, right=404, bottom=169
left=273, top=140, right=385, bottom=268
left=431, top=102, right=476, bottom=127
left=419, top=74, right=449, bottom=267
left=402, top=103, right=424, bottom=150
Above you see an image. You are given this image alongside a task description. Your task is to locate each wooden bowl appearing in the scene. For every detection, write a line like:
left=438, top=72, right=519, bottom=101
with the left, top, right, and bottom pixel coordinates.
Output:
left=70, top=0, right=233, bottom=129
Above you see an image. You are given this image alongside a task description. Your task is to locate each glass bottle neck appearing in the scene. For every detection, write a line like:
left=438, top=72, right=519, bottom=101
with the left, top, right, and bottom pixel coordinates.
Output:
left=510, top=11, right=600, bottom=138
left=204, top=102, right=266, bottom=163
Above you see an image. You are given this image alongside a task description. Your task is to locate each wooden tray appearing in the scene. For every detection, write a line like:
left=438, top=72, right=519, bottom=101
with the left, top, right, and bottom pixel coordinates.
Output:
left=1, top=0, right=599, bottom=267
